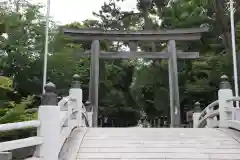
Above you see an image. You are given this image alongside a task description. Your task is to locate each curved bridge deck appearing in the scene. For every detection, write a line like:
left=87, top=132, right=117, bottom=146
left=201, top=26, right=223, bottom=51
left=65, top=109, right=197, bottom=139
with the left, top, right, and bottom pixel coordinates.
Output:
left=72, top=128, right=240, bottom=160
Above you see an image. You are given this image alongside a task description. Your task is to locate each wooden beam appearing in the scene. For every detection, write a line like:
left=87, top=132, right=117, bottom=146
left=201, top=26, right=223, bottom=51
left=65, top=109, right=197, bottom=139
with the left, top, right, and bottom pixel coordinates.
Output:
left=62, top=27, right=209, bottom=41
left=66, top=33, right=201, bottom=41
left=63, top=27, right=209, bottom=35
left=79, top=51, right=199, bottom=59
left=89, top=40, right=100, bottom=127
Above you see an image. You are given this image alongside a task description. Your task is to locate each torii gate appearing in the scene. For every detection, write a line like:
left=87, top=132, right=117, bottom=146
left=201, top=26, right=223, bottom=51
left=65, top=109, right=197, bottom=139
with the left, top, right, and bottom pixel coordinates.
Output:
left=63, top=27, right=208, bottom=127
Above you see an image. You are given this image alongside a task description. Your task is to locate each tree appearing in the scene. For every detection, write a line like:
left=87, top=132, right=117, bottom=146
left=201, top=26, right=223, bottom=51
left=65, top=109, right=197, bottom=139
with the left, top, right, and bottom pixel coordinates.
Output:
left=1, top=0, right=240, bottom=128
left=0, top=1, right=48, bottom=95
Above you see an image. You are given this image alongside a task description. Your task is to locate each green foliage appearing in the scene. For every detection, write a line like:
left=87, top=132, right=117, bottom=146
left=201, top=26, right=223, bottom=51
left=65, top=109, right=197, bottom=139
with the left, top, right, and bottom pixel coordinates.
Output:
left=0, top=96, right=35, bottom=124
left=0, top=76, right=12, bottom=91
left=0, top=95, right=37, bottom=142
left=1, top=0, right=240, bottom=130
left=0, top=76, right=13, bottom=108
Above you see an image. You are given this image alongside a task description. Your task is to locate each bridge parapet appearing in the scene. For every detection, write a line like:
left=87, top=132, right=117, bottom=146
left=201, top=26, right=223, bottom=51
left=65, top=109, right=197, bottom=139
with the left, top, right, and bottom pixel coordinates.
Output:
left=0, top=74, right=91, bottom=160
left=194, top=100, right=219, bottom=128
left=194, top=75, right=240, bottom=130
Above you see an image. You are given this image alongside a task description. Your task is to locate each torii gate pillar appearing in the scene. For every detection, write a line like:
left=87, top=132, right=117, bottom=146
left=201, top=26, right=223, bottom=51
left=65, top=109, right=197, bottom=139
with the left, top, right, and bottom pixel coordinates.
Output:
left=89, top=40, right=100, bottom=127
left=168, top=40, right=180, bottom=127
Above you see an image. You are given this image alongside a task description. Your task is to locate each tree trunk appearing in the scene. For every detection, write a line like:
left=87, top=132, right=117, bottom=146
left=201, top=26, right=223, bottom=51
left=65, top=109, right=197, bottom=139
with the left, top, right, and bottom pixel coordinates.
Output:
left=214, top=0, right=232, bottom=54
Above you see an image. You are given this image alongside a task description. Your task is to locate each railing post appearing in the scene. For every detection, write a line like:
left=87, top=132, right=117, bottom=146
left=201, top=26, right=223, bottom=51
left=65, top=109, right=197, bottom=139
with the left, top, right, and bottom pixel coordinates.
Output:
left=37, top=82, right=60, bottom=160
left=69, top=74, right=83, bottom=127
left=85, top=101, right=93, bottom=127
left=218, top=75, right=233, bottom=128
left=85, top=112, right=93, bottom=127
left=193, top=102, right=201, bottom=128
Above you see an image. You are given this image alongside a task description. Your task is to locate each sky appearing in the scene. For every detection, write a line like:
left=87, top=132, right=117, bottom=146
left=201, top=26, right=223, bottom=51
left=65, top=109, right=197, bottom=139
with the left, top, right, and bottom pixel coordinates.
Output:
left=31, top=0, right=138, bottom=24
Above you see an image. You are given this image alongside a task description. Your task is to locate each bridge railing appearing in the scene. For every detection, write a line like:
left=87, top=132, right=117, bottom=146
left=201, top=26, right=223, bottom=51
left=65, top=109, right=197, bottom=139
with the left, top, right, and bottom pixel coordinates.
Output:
left=224, top=97, right=240, bottom=131
left=194, top=100, right=219, bottom=128
left=193, top=75, right=240, bottom=130
left=0, top=74, right=91, bottom=160
left=0, top=120, right=42, bottom=152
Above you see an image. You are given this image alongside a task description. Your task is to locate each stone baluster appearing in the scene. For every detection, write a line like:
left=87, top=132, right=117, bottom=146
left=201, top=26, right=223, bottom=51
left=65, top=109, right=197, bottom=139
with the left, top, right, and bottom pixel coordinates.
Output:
left=218, top=75, right=233, bottom=128
left=193, top=102, right=201, bottom=128
left=70, top=74, right=83, bottom=127
left=85, top=101, right=93, bottom=127
left=37, top=82, right=60, bottom=160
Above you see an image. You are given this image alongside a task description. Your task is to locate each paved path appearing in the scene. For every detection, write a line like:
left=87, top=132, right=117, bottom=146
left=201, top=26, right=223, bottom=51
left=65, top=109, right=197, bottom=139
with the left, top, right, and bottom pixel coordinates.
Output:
left=75, top=128, right=240, bottom=160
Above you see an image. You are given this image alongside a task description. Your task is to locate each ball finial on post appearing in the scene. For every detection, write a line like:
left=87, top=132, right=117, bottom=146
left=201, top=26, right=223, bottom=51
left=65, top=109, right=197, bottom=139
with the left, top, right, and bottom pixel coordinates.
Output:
left=72, top=74, right=81, bottom=88
left=42, top=82, right=57, bottom=105
left=194, top=101, right=201, bottom=112
left=219, top=75, right=231, bottom=89
left=221, top=75, right=228, bottom=81
left=44, top=82, right=56, bottom=92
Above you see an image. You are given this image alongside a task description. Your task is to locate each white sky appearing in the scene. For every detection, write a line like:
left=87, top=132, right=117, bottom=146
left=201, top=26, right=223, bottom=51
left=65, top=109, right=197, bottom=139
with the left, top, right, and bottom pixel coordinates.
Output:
left=30, top=0, right=138, bottom=24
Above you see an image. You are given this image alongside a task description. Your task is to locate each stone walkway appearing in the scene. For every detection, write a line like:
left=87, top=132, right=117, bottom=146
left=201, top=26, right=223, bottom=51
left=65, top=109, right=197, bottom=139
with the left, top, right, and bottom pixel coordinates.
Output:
left=76, top=128, right=240, bottom=159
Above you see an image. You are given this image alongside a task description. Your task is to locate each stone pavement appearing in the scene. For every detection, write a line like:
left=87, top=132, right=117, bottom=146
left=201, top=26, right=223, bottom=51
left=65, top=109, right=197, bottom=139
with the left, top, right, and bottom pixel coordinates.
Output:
left=75, top=128, right=240, bottom=160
